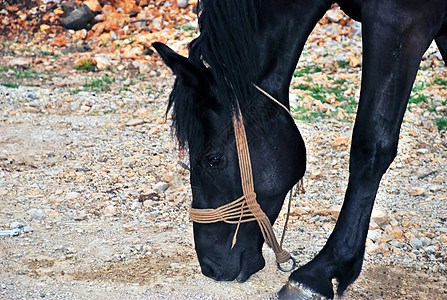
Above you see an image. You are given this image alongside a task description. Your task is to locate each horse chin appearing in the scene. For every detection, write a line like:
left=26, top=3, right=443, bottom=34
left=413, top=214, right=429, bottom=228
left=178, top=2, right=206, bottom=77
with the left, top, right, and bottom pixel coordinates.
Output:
left=198, top=248, right=265, bottom=282
left=236, top=271, right=251, bottom=283
left=236, top=252, right=265, bottom=282
left=235, top=262, right=264, bottom=282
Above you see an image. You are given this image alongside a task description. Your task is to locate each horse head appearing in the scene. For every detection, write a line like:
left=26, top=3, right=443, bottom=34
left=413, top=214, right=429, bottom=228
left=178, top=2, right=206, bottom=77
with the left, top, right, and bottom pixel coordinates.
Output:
left=153, top=42, right=306, bottom=282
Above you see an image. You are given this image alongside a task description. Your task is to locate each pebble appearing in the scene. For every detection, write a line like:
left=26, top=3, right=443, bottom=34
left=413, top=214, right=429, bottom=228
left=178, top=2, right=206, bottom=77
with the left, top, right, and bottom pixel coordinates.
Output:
left=391, top=241, right=404, bottom=248
left=424, top=246, right=438, bottom=254
left=22, top=226, right=33, bottom=233
left=70, top=102, right=81, bottom=111
left=125, top=119, right=145, bottom=126
left=142, top=200, right=157, bottom=209
left=409, top=237, right=423, bottom=249
left=177, top=0, right=189, bottom=8
left=365, top=239, right=380, bottom=254
left=9, top=221, right=25, bottom=229
left=7, top=58, right=30, bottom=68
left=66, top=192, right=81, bottom=201
left=22, top=106, right=40, bottom=113
left=420, top=237, right=432, bottom=247
left=123, top=224, right=135, bottom=232
left=94, top=55, right=113, bottom=71
left=130, top=202, right=142, bottom=210
left=367, top=230, right=381, bottom=242
left=121, top=157, right=134, bottom=166
left=409, top=187, right=425, bottom=196
left=154, top=182, right=170, bottom=193
left=388, top=226, right=404, bottom=239
left=370, top=208, right=390, bottom=228
left=104, top=205, right=118, bottom=217
left=73, top=213, right=88, bottom=221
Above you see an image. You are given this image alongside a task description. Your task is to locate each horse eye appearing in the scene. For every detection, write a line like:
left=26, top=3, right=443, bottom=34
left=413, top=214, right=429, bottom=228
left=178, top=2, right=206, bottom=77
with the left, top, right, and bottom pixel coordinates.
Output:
left=208, top=155, right=222, bottom=167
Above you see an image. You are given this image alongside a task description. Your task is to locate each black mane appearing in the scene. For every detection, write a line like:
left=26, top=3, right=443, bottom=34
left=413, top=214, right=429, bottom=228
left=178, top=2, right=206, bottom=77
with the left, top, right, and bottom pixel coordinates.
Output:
left=167, top=0, right=261, bottom=155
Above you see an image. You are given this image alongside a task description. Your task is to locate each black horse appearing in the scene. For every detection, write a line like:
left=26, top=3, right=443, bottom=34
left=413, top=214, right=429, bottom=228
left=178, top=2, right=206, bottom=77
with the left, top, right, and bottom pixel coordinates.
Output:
left=153, top=0, right=447, bottom=298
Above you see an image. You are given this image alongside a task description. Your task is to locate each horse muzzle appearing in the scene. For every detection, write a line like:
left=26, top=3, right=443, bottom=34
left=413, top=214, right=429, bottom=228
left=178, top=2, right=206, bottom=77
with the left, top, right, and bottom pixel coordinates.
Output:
left=198, top=247, right=265, bottom=282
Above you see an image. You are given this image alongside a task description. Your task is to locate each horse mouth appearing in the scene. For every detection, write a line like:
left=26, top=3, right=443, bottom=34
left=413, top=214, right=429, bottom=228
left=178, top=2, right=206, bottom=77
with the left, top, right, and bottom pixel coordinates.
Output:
left=199, top=250, right=265, bottom=282
left=200, top=256, right=238, bottom=281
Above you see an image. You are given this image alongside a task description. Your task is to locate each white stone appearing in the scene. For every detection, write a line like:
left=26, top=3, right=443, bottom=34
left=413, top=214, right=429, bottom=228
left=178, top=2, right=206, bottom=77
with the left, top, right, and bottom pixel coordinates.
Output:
left=370, top=208, right=390, bottom=227
left=66, top=192, right=81, bottom=201
left=409, top=236, right=423, bottom=249
left=177, top=0, right=189, bottom=8
left=125, top=119, right=145, bottom=126
left=154, top=182, right=170, bottom=192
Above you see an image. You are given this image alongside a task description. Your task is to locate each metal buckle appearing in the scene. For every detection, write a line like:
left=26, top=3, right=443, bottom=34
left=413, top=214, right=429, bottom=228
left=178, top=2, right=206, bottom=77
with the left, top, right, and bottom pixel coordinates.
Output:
left=276, top=255, right=297, bottom=272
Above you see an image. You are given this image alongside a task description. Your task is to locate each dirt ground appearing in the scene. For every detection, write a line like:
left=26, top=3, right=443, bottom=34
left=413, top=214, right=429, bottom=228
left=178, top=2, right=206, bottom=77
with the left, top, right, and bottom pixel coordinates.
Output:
left=1, top=17, right=447, bottom=299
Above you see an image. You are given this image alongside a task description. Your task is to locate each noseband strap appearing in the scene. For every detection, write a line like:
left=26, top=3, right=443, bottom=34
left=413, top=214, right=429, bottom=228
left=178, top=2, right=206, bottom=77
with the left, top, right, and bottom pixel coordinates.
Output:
left=189, top=85, right=303, bottom=266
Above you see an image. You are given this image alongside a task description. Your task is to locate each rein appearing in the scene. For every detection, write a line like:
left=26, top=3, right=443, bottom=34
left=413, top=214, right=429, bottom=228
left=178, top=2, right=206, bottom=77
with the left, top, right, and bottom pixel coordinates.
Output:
left=189, top=85, right=304, bottom=271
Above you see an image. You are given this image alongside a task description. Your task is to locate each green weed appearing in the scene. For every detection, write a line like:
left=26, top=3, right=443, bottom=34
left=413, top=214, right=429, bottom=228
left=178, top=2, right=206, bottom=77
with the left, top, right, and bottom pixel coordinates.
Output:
left=294, top=83, right=310, bottom=91
left=103, top=109, right=117, bottom=115
left=75, top=59, right=96, bottom=71
left=15, top=70, right=43, bottom=79
left=294, top=83, right=348, bottom=104
left=333, top=79, right=347, bottom=85
left=412, top=82, right=426, bottom=92
left=409, top=94, right=427, bottom=105
left=433, top=78, right=447, bottom=86
left=336, top=97, right=357, bottom=114
left=83, top=75, right=113, bottom=90
left=40, top=51, right=61, bottom=57
left=310, top=111, right=328, bottom=119
left=175, top=25, right=196, bottom=31
left=293, top=66, right=323, bottom=77
left=148, top=84, right=164, bottom=94
left=311, top=93, right=326, bottom=103
left=337, top=60, right=350, bottom=68
left=1, top=82, right=20, bottom=88
left=69, top=89, right=84, bottom=95
left=435, top=118, right=447, bottom=131
left=291, top=105, right=329, bottom=122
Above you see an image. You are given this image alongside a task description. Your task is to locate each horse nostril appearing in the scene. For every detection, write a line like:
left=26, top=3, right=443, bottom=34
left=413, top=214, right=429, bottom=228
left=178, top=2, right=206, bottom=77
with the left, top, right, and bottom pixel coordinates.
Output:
left=205, top=267, right=217, bottom=279
left=201, top=259, right=218, bottom=280
left=208, top=269, right=217, bottom=279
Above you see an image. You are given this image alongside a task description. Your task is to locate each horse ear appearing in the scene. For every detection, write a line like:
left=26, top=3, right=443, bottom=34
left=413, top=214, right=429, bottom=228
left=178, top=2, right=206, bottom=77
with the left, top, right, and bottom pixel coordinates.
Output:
left=152, top=42, right=205, bottom=89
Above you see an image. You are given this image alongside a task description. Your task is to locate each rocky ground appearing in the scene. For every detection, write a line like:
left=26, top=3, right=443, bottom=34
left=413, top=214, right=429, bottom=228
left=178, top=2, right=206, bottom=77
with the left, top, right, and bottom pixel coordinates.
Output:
left=1, top=10, right=447, bottom=300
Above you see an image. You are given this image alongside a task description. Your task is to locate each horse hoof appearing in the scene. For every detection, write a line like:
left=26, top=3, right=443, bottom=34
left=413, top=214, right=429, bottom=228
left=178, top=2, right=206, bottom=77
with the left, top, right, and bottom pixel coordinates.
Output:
left=272, top=281, right=328, bottom=300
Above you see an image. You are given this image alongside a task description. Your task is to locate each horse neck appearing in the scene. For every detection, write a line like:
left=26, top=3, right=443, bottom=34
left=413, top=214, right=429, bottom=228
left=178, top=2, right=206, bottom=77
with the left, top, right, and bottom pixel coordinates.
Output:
left=255, top=0, right=331, bottom=106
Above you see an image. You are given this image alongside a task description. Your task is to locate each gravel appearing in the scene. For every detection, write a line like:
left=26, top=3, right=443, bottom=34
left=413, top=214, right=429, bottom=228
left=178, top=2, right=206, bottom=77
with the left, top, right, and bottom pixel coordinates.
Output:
left=1, top=15, right=446, bottom=300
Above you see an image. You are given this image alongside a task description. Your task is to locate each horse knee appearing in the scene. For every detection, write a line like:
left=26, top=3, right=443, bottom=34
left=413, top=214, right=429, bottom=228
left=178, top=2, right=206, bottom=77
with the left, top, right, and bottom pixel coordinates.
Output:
left=350, top=137, right=398, bottom=179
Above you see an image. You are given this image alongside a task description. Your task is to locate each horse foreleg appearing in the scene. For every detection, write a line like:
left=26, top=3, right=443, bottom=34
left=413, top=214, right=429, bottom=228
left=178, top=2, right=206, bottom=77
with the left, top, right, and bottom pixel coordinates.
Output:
left=280, top=8, right=439, bottom=299
left=435, top=34, right=447, bottom=65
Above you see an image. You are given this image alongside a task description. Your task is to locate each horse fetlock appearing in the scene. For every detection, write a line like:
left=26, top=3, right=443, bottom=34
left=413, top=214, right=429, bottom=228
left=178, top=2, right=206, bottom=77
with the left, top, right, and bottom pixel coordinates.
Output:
left=333, top=255, right=364, bottom=295
left=288, top=266, right=335, bottom=299
left=288, top=247, right=366, bottom=298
